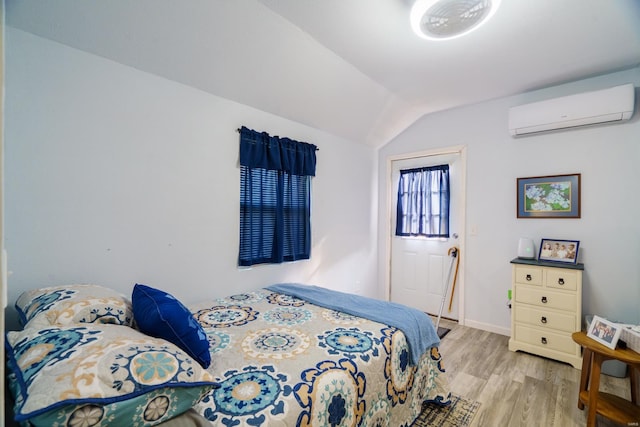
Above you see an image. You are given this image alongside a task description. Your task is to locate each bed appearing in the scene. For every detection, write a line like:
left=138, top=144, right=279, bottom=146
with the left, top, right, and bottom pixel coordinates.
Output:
left=6, top=283, right=450, bottom=426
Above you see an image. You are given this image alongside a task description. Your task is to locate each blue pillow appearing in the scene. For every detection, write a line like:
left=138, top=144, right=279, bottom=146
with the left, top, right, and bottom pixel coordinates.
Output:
left=132, top=284, right=211, bottom=368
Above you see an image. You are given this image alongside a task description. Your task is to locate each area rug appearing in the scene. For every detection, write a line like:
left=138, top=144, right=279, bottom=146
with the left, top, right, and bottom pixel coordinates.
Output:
left=412, top=394, right=481, bottom=427
left=437, top=326, right=451, bottom=338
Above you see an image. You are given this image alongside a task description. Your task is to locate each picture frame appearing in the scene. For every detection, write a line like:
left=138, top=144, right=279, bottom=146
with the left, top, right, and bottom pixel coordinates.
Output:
left=538, top=238, right=580, bottom=264
left=587, top=315, right=622, bottom=349
left=517, top=173, right=581, bottom=218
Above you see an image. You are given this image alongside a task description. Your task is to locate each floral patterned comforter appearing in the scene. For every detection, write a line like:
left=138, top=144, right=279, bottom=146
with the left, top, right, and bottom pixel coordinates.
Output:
left=188, top=289, right=450, bottom=426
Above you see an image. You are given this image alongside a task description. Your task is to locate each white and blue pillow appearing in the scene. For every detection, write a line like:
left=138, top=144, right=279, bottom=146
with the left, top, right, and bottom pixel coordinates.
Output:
left=5, top=323, right=218, bottom=427
left=15, top=284, right=134, bottom=329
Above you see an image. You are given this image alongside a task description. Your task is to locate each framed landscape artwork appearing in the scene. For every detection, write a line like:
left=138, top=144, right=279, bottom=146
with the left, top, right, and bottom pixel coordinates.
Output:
left=517, top=173, right=581, bottom=218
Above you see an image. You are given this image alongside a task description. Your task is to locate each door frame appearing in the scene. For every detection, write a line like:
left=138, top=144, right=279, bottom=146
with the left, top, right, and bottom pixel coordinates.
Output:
left=383, top=145, right=467, bottom=325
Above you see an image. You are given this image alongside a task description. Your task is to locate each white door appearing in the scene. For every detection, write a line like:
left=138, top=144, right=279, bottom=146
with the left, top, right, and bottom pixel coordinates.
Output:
left=390, top=151, right=463, bottom=320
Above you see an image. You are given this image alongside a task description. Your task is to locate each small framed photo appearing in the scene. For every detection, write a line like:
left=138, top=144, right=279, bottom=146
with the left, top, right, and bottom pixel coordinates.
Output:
left=587, top=315, right=622, bottom=349
left=538, top=238, right=579, bottom=264
left=517, top=173, right=581, bottom=218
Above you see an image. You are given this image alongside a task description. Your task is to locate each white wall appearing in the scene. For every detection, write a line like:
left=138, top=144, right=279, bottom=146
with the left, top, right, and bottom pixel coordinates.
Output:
left=378, top=67, right=640, bottom=334
left=4, top=28, right=378, bottom=330
left=7, top=27, right=639, bottom=337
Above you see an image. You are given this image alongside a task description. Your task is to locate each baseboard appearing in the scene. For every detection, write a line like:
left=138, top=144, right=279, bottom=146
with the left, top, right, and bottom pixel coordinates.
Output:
left=463, top=319, right=510, bottom=336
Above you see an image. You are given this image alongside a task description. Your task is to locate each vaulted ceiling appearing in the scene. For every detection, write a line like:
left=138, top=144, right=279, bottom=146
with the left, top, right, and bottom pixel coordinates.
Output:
left=6, top=0, right=640, bottom=146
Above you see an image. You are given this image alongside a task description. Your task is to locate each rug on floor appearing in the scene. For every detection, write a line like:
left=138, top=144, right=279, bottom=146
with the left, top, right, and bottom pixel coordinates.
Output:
left=412, top=394, right=481, bottom=427
left=437, top=326, right=451, bottom=338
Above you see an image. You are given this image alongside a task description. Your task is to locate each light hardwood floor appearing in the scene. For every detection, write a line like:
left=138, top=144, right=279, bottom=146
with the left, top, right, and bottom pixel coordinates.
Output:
left=434, top=318, right=634, bottom=427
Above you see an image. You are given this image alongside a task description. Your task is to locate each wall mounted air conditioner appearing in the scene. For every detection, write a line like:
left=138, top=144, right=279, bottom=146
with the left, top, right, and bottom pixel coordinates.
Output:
left=508, top=83, right=635, bottom=136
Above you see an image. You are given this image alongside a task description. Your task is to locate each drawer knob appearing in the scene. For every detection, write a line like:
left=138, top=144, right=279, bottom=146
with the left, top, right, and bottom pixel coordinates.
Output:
left=558, top=278, right=565, bottom=285
left=541, top=296, right=548, bottom=303
left=541, top=316, right=547, bottom=324
left=526, top=274, right=532, bottom=281
left=541, top=337, right=548, bottom=345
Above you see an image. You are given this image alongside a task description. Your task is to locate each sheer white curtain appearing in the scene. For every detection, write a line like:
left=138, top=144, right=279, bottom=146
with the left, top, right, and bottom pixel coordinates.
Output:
left=396, top=165, right=450, bottom=237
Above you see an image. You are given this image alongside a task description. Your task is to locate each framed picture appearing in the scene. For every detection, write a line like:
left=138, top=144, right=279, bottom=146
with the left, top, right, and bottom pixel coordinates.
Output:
left=587, top=315, right=622, bottom=349
left=538, top=238, right=579, bottom=264
left=517, top=173, right=581, bottom=218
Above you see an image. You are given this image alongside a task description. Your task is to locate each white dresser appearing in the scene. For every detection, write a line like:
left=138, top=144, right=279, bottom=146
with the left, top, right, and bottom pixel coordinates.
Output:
left=508, top=258, right=584, bottom=368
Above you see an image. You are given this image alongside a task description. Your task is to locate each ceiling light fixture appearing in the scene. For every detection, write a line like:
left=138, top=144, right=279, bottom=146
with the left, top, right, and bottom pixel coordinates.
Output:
left=410, top=0, right=501, bottom=41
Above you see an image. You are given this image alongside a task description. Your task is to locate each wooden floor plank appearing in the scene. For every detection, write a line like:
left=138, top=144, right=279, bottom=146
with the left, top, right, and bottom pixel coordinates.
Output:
left=471, top=374, right=522, bottom=427
left=433, top=318, right=633, bottom=427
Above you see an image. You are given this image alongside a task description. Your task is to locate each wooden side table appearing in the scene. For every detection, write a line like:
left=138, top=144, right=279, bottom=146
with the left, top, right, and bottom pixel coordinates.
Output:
left=572, top=331, right=640, bottom=427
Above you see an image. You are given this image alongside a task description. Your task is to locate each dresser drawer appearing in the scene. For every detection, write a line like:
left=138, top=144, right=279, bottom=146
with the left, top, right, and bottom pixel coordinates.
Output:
left=545, top=268, right=578, bottom=291
left=514, top=324, right=577, bottom=354
left=514, top=266, right=542, bottom=286
left=514, top=305, right=577, bottom=332
left=515, top=285, right=577, bottom=312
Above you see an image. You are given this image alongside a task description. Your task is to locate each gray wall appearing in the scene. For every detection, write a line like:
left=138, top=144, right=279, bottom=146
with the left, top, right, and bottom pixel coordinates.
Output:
left=379, top=67, right=640, bottom=334
left=5, top=26, right=639, bottom=336
left=4, top=28, right=379, bottom=329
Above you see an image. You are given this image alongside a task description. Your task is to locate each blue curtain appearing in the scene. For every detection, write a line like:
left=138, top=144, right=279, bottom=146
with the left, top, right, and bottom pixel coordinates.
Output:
left=396, top=165, right=450, bottom=238
left=238, top=126, right=317, bottom=266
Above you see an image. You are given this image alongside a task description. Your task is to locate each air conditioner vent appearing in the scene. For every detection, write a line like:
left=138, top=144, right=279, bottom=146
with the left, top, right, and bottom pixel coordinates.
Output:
left=508, top=84, right=635, bottom=136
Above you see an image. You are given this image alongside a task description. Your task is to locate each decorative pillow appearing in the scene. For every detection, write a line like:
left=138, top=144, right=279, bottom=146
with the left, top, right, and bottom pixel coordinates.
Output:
left=15, top=284, right=134, bottom=329
left=132, top=284, right=211, bottom=368
left=5, top=324, right=219, bottom=427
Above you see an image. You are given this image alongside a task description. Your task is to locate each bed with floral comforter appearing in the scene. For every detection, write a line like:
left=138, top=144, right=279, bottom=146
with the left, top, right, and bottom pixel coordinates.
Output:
left=188, top=285, right=451, bottom=426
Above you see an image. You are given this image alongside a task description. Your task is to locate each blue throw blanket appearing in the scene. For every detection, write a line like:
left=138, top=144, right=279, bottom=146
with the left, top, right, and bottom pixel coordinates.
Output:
left=265, top=283, right=440, bottom=365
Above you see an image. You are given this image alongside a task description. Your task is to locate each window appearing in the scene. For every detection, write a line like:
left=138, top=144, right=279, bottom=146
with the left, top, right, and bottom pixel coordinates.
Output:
left=238, top=127, right=317, bottom=266
left=396, top=164, right=450, bottom=238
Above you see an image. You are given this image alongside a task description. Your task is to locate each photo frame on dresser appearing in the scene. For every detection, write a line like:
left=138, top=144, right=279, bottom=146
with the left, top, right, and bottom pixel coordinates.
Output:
left=587, top=315, right=622, bottom=349
left=538, top=238, right=579, bottom=264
